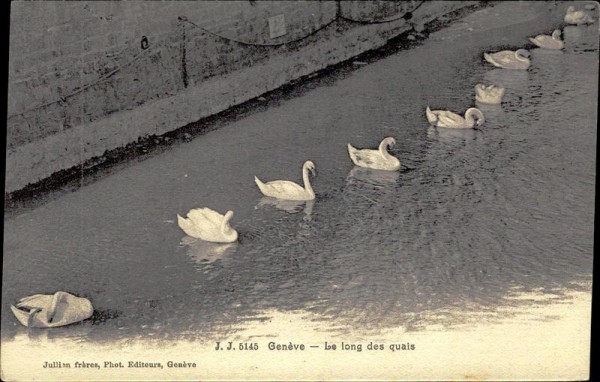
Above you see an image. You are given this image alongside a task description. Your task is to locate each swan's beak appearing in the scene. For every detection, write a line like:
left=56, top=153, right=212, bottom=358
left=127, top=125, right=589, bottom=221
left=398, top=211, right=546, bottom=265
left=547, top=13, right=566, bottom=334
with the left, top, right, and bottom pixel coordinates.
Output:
left=311, top=168, right=317, bottom=176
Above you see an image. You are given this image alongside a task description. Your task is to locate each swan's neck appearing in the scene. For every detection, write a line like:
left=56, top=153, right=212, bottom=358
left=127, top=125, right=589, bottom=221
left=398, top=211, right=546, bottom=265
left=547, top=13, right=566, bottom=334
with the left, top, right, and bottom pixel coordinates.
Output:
left=378, top=140, right=394, bottom=160
left=515, top=50, right=529, bottom=62
left=302, top=165, right=315, bottom=198
left=220, top=213, right=233, bottom=236
left=552, top=31, right=561, bottom=41
left=465, top=108, right=483, bottom=126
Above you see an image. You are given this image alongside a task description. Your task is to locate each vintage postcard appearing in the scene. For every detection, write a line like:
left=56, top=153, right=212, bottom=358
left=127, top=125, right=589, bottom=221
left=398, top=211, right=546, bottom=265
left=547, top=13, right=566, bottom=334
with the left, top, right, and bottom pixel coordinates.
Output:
left=2, top=1, right=596, bottom=380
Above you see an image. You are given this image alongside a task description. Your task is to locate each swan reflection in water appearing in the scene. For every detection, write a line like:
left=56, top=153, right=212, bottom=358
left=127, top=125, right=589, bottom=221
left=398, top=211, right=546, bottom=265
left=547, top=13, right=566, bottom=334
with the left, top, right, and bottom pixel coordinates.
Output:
left=346, top=166, right=400, bottom=187
left=483, top=68, right=530, bottom=94
left=483, top=69, right=532, bottom=111
left=426, top=125, right=477, bottom=144
left=179, top=236, right=238, bottom=265
left=474, top=102, right=506, bottom=124
left=562, top=25, right=584, bottom=45
left=562, top=25, right=598, bottom=54
left=255, top=197, right=314, bottom=221
left=531, top=47, right=565, bottom=56
left=14, top=322, right=93, bottom=340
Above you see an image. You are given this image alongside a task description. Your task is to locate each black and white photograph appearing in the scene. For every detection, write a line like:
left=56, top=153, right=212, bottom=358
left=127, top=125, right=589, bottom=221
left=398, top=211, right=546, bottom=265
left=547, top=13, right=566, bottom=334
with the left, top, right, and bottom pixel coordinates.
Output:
left=1, top=1, right=597, bottom=380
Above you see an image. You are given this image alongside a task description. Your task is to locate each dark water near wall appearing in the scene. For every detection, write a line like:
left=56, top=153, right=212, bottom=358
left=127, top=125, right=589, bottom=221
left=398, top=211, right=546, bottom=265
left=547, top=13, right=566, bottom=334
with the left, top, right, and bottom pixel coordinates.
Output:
left=2, top=4, right=597, bottom=343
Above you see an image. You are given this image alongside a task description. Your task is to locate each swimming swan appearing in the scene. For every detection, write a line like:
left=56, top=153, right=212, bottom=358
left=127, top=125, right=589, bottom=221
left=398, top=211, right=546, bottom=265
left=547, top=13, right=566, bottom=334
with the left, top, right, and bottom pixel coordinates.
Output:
left=529, top=30, right=564, bottom=50
left=426, top=106, right=485, bottom=128
left=347, top=137, right=401, bottom=171
left=564, top=6, right=595, bottom=24
left=177, top=208, right=238, bottom=243
left=475, top=84, right=505, bottom=104
left=11, top=291, right=93, bottom=328
left=255, top=161, right=316, bottom=201
left=484, top=49, right=530, bottom=70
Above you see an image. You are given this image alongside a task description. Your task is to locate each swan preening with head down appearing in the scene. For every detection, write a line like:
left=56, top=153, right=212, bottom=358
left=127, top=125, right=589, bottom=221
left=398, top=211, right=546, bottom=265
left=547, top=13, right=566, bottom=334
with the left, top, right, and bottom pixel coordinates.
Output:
left=426, top=106, right=485, bottom=128
left=11, top=291, right=94, bottom=328
left=529, top=30, right=564, bottom=50
left=255, top=160, right=316, bottom=201
left=177, top=208, right=238, bottom=243
left=484, top=49, right=531, bottom=70
left=475, top=84, right=505, bottom=104
left=347, top=137, right=401, bottom=171
left=564, top=6, right=595, bottom=24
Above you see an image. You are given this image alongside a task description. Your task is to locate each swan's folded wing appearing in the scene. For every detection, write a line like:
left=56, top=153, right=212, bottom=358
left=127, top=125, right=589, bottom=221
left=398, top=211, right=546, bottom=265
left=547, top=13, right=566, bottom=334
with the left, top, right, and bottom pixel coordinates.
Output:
left=16, top=295, right=52, bottom=310
left=264, top=180, right=305, bottom=195
left=535, top=35, right=552, bottom=45
left=529, top=36, right=541, bottom=46
left=352, top=149, right=379, bottom=165
left=490, top=51, right=515, bottom=65
left=437, top=111, right=463, bottom=126
left=485, top=87, right=503, bottom=97
left=187, top=208, right=222, bottom=227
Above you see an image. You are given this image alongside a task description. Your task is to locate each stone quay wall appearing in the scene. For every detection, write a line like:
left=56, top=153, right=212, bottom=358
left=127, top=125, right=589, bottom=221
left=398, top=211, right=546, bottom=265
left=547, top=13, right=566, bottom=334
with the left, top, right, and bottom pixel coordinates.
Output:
left=6, top=1, right=477, bottom=193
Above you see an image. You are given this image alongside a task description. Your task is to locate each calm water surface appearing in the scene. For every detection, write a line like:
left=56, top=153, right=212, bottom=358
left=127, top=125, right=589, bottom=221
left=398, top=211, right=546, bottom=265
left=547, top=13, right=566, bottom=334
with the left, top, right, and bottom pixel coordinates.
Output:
left=2, top=5, right=596, bottom=343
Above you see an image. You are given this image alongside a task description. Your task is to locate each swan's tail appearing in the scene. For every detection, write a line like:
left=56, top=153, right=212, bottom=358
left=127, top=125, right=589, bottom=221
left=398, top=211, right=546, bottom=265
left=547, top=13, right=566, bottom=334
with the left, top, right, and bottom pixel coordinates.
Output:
left=347, top=143, right=356, bottom=154
left=10, top=305, right=30, bottom=327
left=528, top=37, right=540, bottom=47
left=177, top=214, right=191, bottom=231
left=483, top=52, right=498, bottom=67
left=425, top=106, right=437, bottom=124
left=254, top=176, right=267, bottom=195
left=347, top=143, right=360, bottom=165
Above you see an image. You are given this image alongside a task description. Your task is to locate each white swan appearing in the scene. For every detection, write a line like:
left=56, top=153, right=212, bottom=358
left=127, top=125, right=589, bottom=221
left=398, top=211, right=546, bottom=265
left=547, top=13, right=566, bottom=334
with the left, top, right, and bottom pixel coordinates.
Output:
left=529, top=29, right=564, bottom=50
left=11, top=291, right=93, bottom=328
left=177, top=208, right=238, bottom=243
left=254, top=161, right=316, bottom=201
left=347, top=137, right=401, bottom=171
left=474, top=84, right=505, bottom=104
left=426, top=106, right=485, bottom=128
left=483, top=49, right=530, bottom=70
left=564, top=6, right=595, bottom=24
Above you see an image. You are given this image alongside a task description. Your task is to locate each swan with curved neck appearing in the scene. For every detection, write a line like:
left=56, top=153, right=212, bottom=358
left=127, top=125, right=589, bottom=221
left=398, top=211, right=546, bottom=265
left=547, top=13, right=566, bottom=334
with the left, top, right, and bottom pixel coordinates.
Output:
left=347, top=137, right=401, bottom=171
left=426, top=106, right=485, bottom=128
left=177, top=208, right=238, bottom=243
left=475, top=84, right=505, bottom=104
left=529, top=29, right=564, bottom=50
left=10, top=291, right=94, bottom=328
left=255, top=161, right=316, bottom=201
left=483, top=49, right=530, bottom=70
left=565, top=6, right=595, bottom=24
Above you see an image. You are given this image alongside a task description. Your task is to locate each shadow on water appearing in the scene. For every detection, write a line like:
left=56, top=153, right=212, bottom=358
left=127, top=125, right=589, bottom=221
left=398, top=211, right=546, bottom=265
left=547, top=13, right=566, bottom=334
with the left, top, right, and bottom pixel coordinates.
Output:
left=2, top=5, right=597, bottom=344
